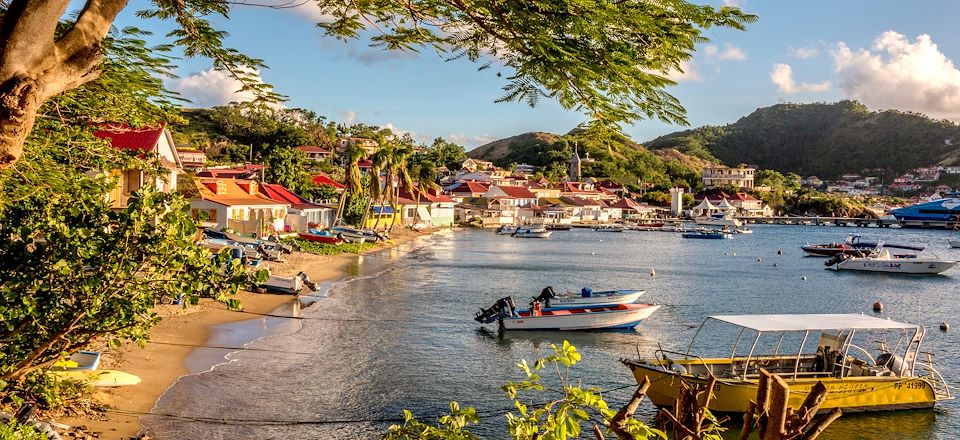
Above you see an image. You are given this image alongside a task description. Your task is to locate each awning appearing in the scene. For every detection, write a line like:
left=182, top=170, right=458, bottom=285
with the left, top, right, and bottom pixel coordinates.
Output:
left=709, top=314, right=918, bottom=332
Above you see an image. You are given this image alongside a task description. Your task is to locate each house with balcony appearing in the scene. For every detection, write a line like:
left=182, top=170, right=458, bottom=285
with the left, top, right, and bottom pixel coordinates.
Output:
left=701, top=166, right=755, bottom=189
left=94, top=125, right=182, bottom=209
left=176, top=148, right=207, bottom=170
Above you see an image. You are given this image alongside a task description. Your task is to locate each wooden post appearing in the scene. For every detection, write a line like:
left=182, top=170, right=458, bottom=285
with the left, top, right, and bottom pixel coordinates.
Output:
left=740, top=369, right=840, bottom=440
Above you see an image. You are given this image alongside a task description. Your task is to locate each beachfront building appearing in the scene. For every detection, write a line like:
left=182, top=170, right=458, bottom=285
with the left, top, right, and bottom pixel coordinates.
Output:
left=455, top=197, right=518, bottom=227
left=94, top=125, right=182, bottom=209
left=563, top=197, right=609, bottom=223
left=364, top=203, right=399, bottom=231
left=701, top=166, right=755, bottom=189
left=485, top=185, right=538, bottom=208
left=397, top=189, right=456, bottom=228
left=297, top=145, right=333, bottom=162
left=190, top=178, right=289, bottom=235
left=534, top=198, right=577, bottom=224
left=258, top=183, right=334, bottom=232
left=609, top=198, right=663, bottom=220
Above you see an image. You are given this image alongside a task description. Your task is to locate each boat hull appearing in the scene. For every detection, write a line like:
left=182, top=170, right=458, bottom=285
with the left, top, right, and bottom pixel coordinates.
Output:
left=502, top=303, right=660, bottom=331
left=546, top=290, right=644, bottom=308
left=836, top=259, right=957, bottom=274
left=623, top=360, right=938, bottom=413
left=682, top=232, right=730, bottom=239
left=297, top=232, right=341, bottom=244
left=514, top=231, right=552, bottom=238
left=50, top=369, right=142, bottom=387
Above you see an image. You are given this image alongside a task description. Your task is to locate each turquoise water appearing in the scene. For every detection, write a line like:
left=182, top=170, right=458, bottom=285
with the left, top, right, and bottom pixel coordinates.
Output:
left=145, top=226, right=960, bottom=439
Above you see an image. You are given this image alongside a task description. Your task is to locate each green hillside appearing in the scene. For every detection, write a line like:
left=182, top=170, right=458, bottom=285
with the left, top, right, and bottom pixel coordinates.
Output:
left=467, top=129, right=715, bottom=189
left=645, top=100, right=960, bottom=179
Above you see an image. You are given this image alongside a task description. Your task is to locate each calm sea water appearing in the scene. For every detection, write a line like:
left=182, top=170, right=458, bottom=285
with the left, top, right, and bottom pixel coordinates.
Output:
left=145, top=225, right=960, bottom=439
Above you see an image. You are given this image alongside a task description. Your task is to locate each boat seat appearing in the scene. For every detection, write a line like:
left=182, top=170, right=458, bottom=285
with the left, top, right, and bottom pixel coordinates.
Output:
left=545, top=310, right=572, bottom=316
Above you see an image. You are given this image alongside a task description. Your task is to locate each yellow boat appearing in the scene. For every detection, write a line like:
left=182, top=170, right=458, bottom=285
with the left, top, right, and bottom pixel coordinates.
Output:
left=622, top=314, right=952, bottom=413
left=49, top=369, right=142, bottom=387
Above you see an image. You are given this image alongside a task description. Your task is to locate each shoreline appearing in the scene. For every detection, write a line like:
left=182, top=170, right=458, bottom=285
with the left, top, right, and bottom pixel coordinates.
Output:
left=60, top=229, right=432, bottom=440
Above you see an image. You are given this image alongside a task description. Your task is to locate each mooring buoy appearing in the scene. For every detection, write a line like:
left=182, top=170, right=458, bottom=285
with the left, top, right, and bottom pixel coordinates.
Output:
left=801, top=275, right=807, bottom=280
left=777, top=249, right=784, bottom=255
left=941, top=322, right=949, bottom=332
left=872, top=301, right=883, bottom=312
left=649, top=268, right=656, bottom=277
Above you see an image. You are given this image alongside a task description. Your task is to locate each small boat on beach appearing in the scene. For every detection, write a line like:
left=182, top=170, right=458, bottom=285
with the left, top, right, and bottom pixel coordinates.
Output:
left=298, top=230, right=341, bottom=244
left=474, top=296, right=660, bottom=331
left=824, top=246, right=957, bottom=274
left=513, top=226, right=552, bottom=238
left=682, top=230, right=731, bottom=239
left=622, top=313, right=953, bottom=414
left=530, top=286, right=645, bottom=309
left=259, top=271, right=317, bottom=294
left=48, top=351, right=141, bottom=387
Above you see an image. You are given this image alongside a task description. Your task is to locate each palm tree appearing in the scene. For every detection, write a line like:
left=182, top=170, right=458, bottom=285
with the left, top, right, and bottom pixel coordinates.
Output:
left=334, top=142, right=365, bottom=226
left=412, top=161, right=440, bottom=227
left=387, top=144, right=414, bottom=232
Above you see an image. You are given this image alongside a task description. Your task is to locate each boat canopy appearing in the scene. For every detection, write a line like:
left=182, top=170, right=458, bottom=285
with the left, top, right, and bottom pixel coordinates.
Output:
left=707, top=314, right=919, bottom=332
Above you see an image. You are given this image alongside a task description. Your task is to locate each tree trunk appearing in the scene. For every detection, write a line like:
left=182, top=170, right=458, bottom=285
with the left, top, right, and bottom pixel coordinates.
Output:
left=0, top=0, right=130, bottom=167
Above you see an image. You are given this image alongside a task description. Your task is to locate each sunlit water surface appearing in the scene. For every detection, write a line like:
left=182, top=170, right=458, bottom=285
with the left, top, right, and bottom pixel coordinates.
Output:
left=144, top=225, right=960, bottom=439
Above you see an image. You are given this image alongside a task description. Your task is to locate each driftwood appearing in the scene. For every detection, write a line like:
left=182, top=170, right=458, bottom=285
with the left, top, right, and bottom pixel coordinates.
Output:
left=655, top=375, right=728, bottom=440
left=739, top=368, right=842, bottom=440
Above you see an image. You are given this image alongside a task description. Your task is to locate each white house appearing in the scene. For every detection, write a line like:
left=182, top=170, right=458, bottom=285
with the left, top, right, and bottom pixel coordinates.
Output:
left=190, top=178, right=289, bottom=236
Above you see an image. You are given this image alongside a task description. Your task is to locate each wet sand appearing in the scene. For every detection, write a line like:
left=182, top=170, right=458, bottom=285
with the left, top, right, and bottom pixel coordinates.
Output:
left=58, top=230, right=428, bottom=439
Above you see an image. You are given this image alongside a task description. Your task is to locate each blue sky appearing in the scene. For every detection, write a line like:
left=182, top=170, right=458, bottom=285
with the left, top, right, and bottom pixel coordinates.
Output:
left=113, top=1, right=960, bottom=149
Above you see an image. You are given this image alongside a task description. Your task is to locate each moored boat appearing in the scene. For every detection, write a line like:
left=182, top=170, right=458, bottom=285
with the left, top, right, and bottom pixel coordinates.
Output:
left=825, top=247, right=957, bottom=274
left=545, top=224, right=572, bottom=231
left=513, top=226, right=552, bottom=238
left=682, top=230, right=730, bottom=239
left=694, top=212, right=742, bottom=228
left=802, top=234, right=924, bottom=257
left=496, top=225, right=519, bottom=235
left=530, top=286, right=645, bottom=309
left=474, top=296, right=660, bottom=331
left=622, top=313, right=953, bottom=413
left=890, top=198, right=960, bottom=222
left=594, top=224, right=625, bottom=232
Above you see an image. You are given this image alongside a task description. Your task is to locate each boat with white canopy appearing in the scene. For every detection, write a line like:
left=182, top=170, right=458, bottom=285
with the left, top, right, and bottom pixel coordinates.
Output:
left=622, top=313, right=952, bottom=413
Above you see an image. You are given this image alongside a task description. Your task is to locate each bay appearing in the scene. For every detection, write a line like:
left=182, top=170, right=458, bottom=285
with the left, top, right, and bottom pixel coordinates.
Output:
left=145, top=225, right=960, bottom=439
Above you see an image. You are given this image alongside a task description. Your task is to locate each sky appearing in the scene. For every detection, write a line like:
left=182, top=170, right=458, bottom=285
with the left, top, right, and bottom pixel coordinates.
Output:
left=110, top=1, right=960, bottom=150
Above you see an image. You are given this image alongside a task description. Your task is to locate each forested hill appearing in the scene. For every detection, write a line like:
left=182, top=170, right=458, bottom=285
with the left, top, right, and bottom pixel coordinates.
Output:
left=644, top=100, right=960, bottom=179
left=467, top=130, right=715, bottom=188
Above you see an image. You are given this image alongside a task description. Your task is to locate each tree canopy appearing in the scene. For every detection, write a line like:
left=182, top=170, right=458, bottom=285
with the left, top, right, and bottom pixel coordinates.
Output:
left=0, top=0, right=755, bottom=167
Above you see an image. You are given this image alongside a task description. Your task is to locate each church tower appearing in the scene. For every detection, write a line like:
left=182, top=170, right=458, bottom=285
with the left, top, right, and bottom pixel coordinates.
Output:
left=569, top=142, right=582, bottom=182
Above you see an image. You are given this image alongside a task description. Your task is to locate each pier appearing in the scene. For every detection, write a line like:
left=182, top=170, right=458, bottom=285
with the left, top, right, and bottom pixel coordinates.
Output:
left=738, top=216, right=955, bottom=229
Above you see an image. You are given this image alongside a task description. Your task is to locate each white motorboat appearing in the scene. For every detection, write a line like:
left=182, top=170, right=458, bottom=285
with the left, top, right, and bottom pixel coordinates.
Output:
left=496, top=225, right=519, bottom=235
left=694, top=212, right=742, bottom=228
left=513, top=226, right=552, bottom=238
left=475, top=296, right=660, bottom=331
left=825, top=246, right=957, bottom=274
left=595, top=224, right=625, bottom=232
left=538, top=288, right=645, bottom=309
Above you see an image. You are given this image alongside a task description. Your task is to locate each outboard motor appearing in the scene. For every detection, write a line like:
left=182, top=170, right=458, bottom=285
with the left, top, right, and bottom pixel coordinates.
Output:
left=297, top=271, right=318, bottom=291
left=475, top=297, right=516, bottom=324
left=825, top=253, right=848, bottom=267
left=532, top=286, right=557, bottom=307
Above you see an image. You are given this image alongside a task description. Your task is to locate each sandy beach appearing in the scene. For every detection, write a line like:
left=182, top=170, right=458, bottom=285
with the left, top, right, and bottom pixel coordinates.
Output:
left=59, top=230, right=428, bottom=440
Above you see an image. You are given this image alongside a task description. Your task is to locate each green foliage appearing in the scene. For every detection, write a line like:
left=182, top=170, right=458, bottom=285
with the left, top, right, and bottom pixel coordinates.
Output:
left=263, top=146, right=311, bottom=193
left=384, top=403, right=481, bottom=440
left=646, top=100, right=960, bottom=179
left=3, top=372, right=92, bottom=411
left=291, top=239, right=377, bottom=255
left=468, top=130, right=706, bottom=186
left=385, top=341, right=665, bottom=440
left=415, top=138, right=467, bottom=171
left=0, top=419, right=48, bottom=440
left=313, top=0, right=754, bottom=129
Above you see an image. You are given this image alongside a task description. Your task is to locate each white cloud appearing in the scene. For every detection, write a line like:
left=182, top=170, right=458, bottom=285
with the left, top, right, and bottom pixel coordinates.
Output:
left=704, top=43, right=747, bottom=61
left=722, top=0, right=743, bottom=6
left=286, top=2, right=335, bottom=22
left=664, top=59, right=702, bottom=82
left=338, top=110, right=357, bottom=125
left=770, top=63, right=831, bottom=94
left=170, top=68, right=265, bottom=108
left=831, top=31, right=960, bottom=120
left=383, top=122, right=432, bottom=143
left=448, top=133, right=497, bottom=148
left=789, top=47, right=819, bottom=59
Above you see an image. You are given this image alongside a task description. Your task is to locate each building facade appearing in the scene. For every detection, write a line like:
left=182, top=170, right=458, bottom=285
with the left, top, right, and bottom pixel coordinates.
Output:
left=702, top=166, right=755, bottom=189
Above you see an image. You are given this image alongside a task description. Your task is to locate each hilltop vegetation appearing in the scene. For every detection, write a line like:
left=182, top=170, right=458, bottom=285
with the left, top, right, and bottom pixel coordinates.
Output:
left=468, top=129, right=715, bottom=190
left=645, top=100, right=960, bottom=179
